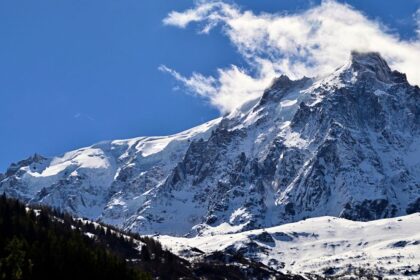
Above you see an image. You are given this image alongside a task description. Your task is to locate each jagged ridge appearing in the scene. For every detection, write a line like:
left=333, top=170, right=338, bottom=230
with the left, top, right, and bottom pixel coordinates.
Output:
left=1, top=51, right=419, bottom=237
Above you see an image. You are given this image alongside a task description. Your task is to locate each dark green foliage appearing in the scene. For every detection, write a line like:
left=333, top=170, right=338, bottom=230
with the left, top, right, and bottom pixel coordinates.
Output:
left=0, top=194, right=150, bottom=280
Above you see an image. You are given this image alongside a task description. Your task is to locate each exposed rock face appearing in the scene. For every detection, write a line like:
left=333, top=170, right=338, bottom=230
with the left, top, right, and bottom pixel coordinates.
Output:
left=1, top=51, right=419, bottom=236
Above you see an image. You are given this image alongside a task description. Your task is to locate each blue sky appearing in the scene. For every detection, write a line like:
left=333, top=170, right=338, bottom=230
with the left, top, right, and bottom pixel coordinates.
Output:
left=1, top=0, right=419, bottom=171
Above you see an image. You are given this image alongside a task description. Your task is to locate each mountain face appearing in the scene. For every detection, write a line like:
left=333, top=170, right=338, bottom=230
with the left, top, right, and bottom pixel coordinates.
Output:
left=1, top=52, right=419, bottom=236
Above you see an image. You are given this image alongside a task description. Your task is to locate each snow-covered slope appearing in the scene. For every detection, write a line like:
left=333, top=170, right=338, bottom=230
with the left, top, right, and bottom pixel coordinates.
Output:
left=0, top=118, right=221, bottom=225
left=158, top=213, right=420, bottom=279
left=0, top=51, right=419, bottom=237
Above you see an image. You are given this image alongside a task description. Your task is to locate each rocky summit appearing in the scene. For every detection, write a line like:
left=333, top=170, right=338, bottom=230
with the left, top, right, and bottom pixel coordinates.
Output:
left=1, top=51, right=419, bottom=237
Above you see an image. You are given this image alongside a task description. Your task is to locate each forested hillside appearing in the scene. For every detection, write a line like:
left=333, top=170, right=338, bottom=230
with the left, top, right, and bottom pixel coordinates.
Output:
left=0, top=194, right=304, bottom=280
left=0, top=194, right=151, bottom=280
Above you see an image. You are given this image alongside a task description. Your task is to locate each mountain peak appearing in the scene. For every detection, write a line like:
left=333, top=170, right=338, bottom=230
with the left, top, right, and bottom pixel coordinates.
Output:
left=347, top=51, right=395, bottom=82
left=350, top=51, right=388, bottom=66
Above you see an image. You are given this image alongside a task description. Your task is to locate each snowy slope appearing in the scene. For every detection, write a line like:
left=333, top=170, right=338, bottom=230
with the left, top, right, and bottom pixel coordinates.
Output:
left=0, top=118, right=221, bottom=224
left=0, top=51, right=419, bottom=237
left=158, top=213, right=420, bottom=279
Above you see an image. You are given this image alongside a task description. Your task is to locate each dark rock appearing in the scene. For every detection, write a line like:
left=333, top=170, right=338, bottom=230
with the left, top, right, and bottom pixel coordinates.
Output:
left=250, top=231, right=275, bottom=245
left=390, top=241, right=408, bottom=248
left=340, top=199, right=396, bottom=221
left=406, top=198, right=420, bottom=214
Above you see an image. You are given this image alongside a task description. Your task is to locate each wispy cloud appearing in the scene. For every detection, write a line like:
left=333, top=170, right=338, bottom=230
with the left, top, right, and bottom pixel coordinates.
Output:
left=74, top=112, right=95, bottom=122
left=159, top=64, right=272, bottom=113
left=162, top=0, right=420, bottom=113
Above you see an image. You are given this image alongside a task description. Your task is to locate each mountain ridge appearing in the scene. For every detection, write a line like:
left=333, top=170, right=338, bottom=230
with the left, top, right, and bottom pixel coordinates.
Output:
left=1, top=51, right=419, bottom=237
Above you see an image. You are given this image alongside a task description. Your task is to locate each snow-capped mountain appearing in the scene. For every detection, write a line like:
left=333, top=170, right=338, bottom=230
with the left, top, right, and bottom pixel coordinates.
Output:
left=1, top=51, right=419, bottom=237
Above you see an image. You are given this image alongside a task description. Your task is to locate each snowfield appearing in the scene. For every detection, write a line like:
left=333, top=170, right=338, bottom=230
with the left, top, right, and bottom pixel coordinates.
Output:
left=158, top=213, right=420, bottom=279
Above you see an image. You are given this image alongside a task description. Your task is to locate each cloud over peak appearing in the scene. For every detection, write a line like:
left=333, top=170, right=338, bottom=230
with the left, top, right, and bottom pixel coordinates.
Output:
left=162, top=0, right=420, bottom=113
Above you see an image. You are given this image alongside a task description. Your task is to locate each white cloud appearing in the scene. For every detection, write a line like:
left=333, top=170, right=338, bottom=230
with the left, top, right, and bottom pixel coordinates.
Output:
left=162, top=0, right=420, bottom=113
left=159, top=64, right=273, bottom=113
left=158, top=65, right=217, bottom=97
